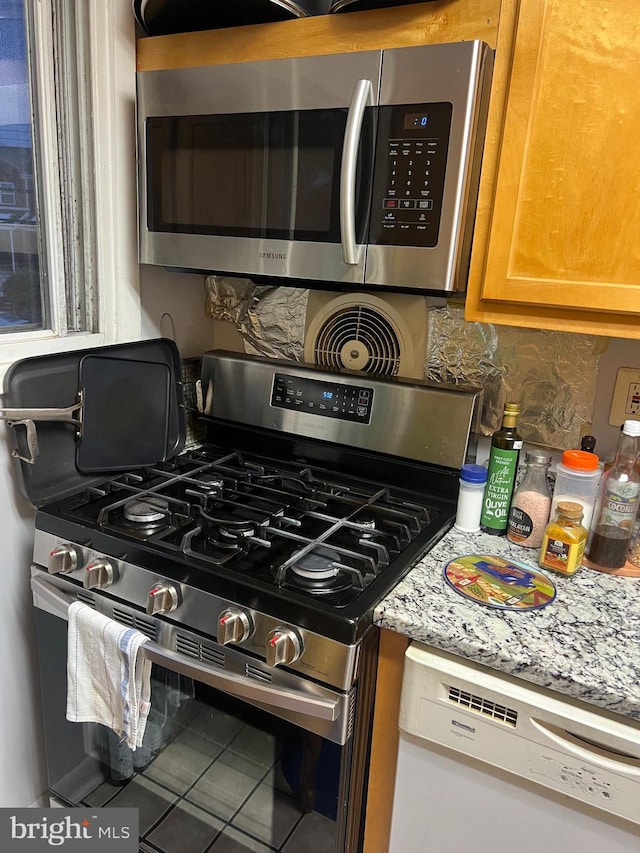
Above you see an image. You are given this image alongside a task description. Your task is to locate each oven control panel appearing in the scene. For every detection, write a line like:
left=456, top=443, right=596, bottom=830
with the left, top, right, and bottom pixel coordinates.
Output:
left=271, top=373, right=374, bottom=424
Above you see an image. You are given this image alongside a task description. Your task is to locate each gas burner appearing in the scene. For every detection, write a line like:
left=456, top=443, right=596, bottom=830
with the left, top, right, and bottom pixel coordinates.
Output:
left=123, top=497, right=170, bottom=524
left=353, top=516, right=377, bottom=539
left=195, top=474, right=225, bottom=494
left=255, top=473, right=316, bottom=496
left=292, top=546, right=342, bottom=580
left=219, top=521, right=255, bottom=540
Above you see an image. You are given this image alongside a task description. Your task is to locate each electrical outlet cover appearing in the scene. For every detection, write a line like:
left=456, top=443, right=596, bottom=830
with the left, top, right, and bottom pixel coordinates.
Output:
left=609, top=367, right=640, bottom=426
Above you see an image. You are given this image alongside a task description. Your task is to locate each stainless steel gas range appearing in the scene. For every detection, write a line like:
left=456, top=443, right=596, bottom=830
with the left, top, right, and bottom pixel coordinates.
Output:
left=9, top=346, right=481, bottom=853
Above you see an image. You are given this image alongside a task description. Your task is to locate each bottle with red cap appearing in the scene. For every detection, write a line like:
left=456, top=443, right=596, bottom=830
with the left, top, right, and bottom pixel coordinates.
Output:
left=549, top=449, right=601, bottom=534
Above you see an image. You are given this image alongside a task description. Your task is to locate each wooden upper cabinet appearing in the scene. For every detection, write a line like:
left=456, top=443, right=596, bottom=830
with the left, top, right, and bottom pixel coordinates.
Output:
left=136, top=0, right=503, bottom=69
left=466, top=0, right=640, bottom=337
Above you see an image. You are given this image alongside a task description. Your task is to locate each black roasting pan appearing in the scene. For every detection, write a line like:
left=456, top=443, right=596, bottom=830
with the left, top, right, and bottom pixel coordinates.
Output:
left=1, top=338, right=185, bottom=506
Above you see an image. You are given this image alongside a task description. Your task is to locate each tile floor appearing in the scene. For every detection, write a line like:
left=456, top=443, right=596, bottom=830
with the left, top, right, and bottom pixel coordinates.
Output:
left=80, top=707, right=337, bottom=853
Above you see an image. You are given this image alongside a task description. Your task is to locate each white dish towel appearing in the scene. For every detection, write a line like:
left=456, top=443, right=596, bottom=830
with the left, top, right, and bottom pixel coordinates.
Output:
left=66, top=601, right=152, bottom=750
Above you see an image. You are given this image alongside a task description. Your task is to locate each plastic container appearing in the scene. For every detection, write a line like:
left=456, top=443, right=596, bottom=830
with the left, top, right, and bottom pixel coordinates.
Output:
left=454, top=464, right=488, bottom=533
left=549, top=449, right=601, bottom=534
left=506, top=451, right=552, bottom=548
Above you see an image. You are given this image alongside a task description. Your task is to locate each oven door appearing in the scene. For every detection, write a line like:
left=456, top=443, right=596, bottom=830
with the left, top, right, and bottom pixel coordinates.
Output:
left=136, top=51, right=380, bottom=284
left=32, top=573, right=377, bottom=853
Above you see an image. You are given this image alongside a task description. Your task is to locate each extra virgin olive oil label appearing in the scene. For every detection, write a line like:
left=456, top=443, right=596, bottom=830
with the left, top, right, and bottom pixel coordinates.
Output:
left=480, top=447, right=521, bottom=531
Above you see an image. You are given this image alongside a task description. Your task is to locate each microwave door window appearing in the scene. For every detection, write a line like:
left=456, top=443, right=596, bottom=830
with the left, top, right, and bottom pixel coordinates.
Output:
left=191, top=133, right=268, bottom=235
left=277, top=110, right=343, bottom=242
left=148, top=114, right=272, bottom=236
left=146, top=110, right=372, bottom=244
left=265, top=108, right=372, bottom=243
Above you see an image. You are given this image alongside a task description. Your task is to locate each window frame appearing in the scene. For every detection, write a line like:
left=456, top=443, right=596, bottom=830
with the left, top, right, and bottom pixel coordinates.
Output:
left=0, top=182, right=17, bottom=206
left=0, top=0, right=141, bottom=381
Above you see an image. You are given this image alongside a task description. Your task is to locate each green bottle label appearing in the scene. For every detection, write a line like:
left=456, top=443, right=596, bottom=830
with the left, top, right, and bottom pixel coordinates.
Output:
left=481, top=448, right=520, bottom=531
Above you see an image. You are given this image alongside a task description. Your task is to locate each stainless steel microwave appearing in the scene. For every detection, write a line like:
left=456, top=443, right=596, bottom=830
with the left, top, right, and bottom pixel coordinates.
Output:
left=136, top=41, right=493, bottom=293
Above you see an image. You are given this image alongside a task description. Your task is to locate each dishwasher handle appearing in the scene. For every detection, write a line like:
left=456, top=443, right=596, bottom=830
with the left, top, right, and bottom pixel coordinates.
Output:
left=531, top=718, right=640, bottom=778
left=31, top=574, right=342, bottom=725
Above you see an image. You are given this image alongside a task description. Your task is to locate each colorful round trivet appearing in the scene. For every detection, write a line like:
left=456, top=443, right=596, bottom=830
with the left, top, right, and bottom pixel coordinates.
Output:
left=443, top=554, right=556, bottom=611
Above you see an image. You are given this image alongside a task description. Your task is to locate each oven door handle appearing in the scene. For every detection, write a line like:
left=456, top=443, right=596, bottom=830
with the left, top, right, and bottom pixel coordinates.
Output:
left=142, top=644, right=339, bottom=721
left=31, top=575, right=342, bottom=723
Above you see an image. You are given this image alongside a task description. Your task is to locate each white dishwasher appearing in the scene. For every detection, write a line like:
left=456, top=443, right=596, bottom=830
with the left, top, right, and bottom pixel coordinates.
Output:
left=389, top=642, right=640, bottom=853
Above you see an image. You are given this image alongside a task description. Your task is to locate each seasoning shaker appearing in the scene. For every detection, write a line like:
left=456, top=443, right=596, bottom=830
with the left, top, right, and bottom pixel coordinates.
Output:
left=539, top=501, right=587, bottom=576
left=454, top=464, right=488, bottom=533
left=506, top=451, right=552, bottom=548
left=580, top=435, right=596, bottom=453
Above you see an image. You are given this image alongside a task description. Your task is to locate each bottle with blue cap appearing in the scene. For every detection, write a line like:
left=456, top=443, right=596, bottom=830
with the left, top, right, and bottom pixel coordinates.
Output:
left=454, top=463, right=488, bottom=533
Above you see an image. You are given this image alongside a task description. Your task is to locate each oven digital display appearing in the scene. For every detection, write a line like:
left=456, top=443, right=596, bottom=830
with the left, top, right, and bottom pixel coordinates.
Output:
left=271, top=373, right=373, bottom=424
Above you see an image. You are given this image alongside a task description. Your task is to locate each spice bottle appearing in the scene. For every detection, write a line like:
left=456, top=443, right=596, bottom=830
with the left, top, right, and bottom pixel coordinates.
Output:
left=506, top=451, right=552, bottom=548
left=580, top=435, right=596, bottom=453
left=480, top=403, right=523, bottom=535
left=539, top=501, right=587, bottom=576
left=549, top=449, right=601, bottom=534
left=454, top=464, right=488, bottom=533
left=587, top=419, right=640, bottom=569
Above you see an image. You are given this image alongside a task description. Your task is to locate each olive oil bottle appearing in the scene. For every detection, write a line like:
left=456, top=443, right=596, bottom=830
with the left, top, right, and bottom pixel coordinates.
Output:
left=480, top=403, right=523, bottom=535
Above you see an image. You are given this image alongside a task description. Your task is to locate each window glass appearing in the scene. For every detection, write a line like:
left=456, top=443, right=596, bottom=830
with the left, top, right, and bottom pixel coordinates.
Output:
left=0, top=0, right=42, bottom=331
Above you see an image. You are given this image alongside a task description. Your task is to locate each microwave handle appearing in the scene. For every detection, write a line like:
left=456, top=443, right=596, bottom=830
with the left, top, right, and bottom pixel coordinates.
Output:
left=340, top=79, right=373, bottom=265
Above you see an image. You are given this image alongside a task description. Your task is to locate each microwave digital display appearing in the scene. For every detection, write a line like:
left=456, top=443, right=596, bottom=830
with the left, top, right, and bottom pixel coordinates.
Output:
left=403, top=112, right=430, bottom=130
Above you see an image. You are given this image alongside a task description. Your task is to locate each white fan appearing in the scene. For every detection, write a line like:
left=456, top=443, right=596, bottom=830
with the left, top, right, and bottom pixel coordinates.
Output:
left=304, top=292, right=428, bottom=380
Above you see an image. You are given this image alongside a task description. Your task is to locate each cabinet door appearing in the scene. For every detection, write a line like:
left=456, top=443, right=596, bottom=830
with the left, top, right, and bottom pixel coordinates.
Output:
left=467, top=0, right=640, bottom=336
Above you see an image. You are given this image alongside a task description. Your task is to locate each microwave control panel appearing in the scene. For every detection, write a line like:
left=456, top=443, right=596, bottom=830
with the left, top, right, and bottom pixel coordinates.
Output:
left=369, top=102, right=452, bottom=247
left=271, top=374, right=373, bottom=424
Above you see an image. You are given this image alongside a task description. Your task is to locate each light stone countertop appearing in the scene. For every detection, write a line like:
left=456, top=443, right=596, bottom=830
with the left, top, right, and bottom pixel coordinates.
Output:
left=373, top=526, right=640, bottom=721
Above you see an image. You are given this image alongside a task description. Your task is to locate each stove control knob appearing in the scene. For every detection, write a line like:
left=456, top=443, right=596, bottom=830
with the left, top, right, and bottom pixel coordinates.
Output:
left=48, top=544, right=79, bottom=575
left=217, top=609, right=253, bottom=646
left=266, top=627, right=303, bottom=668
left=83, top=558, right=117, bottom=590
left=146, top=582, right=181, bottom=616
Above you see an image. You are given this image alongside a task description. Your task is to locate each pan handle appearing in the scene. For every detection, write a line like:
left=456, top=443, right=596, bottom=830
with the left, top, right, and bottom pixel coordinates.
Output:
left=6, top=419, right=40, bottom=465
left=0, top=397, right=83, bottom=464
